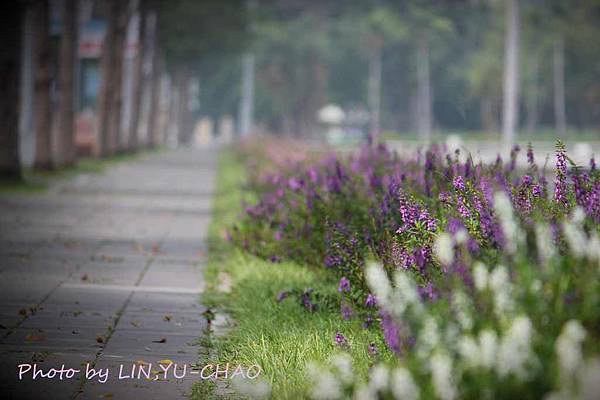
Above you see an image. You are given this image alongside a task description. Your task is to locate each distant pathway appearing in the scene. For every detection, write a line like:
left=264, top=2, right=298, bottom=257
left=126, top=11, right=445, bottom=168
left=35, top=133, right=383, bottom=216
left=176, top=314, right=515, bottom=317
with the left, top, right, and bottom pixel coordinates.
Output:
left=0, top=147, right=217, bottom=399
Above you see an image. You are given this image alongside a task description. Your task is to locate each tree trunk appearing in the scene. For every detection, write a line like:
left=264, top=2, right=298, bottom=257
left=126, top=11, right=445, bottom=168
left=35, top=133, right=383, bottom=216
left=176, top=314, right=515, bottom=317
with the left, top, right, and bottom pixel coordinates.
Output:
left=525, top=51, right=539, bottom=134
left=33, top=0, right=53, bottom=169
left=128, top=2, right=147, bottom=151
left=0, top=1, right=23, bottom=180
left=238, top=52, right=255, bottom=137
left=19, top=5, right=35, bottom=167
left=502, top=0, right=520, bottom=147
left=55, top=0, right=78, bottom=167
left=553, top=36, right=567, bottom=138
left=176, top=69, right=191, bottom=145
left=416, top=33, right=432, bottom=143
left=110, top=3, right=127, bottom=153
left=148, top=46, right=163, bottom=148
left=367, top=45, right=382, bottom=143
left=97, top=0, right=118, bottom=157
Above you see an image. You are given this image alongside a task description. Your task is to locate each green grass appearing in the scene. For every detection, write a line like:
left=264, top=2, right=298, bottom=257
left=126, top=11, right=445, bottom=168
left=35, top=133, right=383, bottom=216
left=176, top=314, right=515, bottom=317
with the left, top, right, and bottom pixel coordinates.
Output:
left=195, top=150, right=394, bottom=399
left=0, top=149, right=162, bottom=195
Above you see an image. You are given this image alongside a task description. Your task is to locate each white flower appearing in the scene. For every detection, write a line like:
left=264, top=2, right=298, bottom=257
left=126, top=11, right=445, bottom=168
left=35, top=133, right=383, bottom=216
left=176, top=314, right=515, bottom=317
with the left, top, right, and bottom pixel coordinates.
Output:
left=458, top=335, right=480, bottom=368
left=535, top=223, right=556, bottom=268
left=473, top=261, right=489, bottom=292
left=556, top=320, right=587, bottom=377
left=572, top=206, right=586, bottom=224
left=530, top=280, right=542, bottom=293
left=580, top=357, right=600, bottom=400
left=497, top=316, right=534, bottom=380
left=493, top=191, right=522, bottom=254
left=454, top=229, right=468, bottom=245
left=330, top=353, right=353, bottom=384
left=430, top=352, right=457, bottom=400
left=308, top=363, right=342, bottom=400
left=489, top=265, right=514, bottom=318
left=232, top=376, right=271, bottom=399
left=366, top=262, right=391, bottom=308
left=434, top=233, right=454, bottom=265
left=369, top=364, right=389, bottom=393
left=394, top=271, right=420, bottom=306
left=353, top=385, right=375, bottom=400
left=563, top=221, right=587, bottom=258
left=391, top=367, right=420, bottom=400
left=586, top=233, right=600, bottom=264
left=452, top=291, right=473, bottom=330
left=478, top=329, right=498, bottom=369
left=418, top=316, right=440, bottom=360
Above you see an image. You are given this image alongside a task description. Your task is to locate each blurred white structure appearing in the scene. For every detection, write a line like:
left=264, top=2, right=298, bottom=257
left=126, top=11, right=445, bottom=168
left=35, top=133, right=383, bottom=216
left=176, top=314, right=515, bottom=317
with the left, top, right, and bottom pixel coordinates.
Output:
left=318, top=104, right=345, bottom=125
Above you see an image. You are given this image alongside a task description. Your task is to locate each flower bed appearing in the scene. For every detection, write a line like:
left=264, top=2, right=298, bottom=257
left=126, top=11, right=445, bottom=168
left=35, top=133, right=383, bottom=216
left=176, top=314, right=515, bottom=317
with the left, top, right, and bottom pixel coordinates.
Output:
left=230, top=140, right=600, bottom=399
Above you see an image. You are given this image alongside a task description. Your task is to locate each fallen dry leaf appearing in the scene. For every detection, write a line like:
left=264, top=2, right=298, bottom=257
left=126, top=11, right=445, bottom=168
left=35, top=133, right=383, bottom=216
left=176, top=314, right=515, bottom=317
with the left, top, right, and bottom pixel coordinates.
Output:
left=96, top=336, right=104, bottom=343
left=163, top=315, right=171, bottom=322
left=25, top=333, right=45, bottom=342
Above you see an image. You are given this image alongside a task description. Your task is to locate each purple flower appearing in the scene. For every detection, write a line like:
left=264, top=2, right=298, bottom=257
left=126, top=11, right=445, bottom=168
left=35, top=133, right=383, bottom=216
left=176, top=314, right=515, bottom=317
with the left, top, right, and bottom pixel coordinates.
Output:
left=301, top=289, right=316, bottom=312
left=457, top=196, right=471, bottom=218
left=367, top=343, right=378, bottom=357
left=554, top=143, right=569, bottom=208
left=334, top=331, right=349, bottom=348
left=453, top=175, right=466, bottom=191
left=276, top=291, right=289, bottom=302
left=381, top=312, right=402, bottom=355
left=590, top=156, right=596, bottom=172
left=418, top=282, right=437, bottom=301
left=340, top=303, right=353, bottom=320
left=527, top=145, right=535, bottom=165
left=365, top=293, right=377, bottom=308
left=439, top=191, right=451, bottom=203
left=288, top=177, right=302, bottom=191
left=338, top=277, right=351, bottom=293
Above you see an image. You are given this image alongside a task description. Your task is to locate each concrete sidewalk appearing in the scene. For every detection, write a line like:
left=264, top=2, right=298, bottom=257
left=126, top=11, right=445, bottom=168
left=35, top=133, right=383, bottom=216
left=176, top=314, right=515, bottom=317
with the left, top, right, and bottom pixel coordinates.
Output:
left=0, top=147, right=217, bottom=399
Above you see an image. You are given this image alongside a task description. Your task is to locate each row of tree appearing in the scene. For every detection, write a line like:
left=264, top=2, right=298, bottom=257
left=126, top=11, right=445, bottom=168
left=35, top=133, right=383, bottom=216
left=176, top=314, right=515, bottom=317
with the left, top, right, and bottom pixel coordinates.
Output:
left=0, top=0, right=246, bottom=181
left=198, top=0, right=599, bottom=144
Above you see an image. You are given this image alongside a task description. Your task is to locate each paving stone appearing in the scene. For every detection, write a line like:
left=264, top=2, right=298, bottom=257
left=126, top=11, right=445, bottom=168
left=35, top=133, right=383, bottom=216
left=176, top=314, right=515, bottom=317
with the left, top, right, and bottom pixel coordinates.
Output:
left=0, top=147, right=216, bottom=399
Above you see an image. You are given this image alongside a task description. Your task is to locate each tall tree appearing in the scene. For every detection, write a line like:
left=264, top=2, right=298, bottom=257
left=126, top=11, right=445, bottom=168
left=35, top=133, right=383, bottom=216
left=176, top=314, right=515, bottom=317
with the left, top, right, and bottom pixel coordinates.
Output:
left=110, top=1, right=128, bottom=153
left=416, top=32, right=432, bottom=141
left=502, top=0, right=520, bottom=146
left=97, top=0, right=127, bottom=156
left=553, top=35, right=567, bottom=138
left=97, top=0, right=118, bottom=156
left=55, top=0, right=79, bottom=166
left=158, top=0, right=247, bottom=143
left=0, top=1, right=23, bottom=180
left=128, top=1, right=148, bottom=150
left=238, top=52, right=255, bottom=137
left=147, top=12, right=162, bottom=148
left=33, top=0, right=53, bottom=169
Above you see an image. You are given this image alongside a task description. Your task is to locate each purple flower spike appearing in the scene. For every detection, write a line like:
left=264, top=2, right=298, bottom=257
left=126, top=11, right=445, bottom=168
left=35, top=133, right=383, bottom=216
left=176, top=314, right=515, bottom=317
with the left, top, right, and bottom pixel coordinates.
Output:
left=334, top=331, right=349, bottom=348
left=527, top=145, right=535, bottom=165
left=340, top=303, right=353, bottom=320
left=368, top=343, right=378, bottom=357
left=276, top=291, right=289, bottom=302
left=453, top=175, right=466, bottom=191
left=365, top=293, right=377, bottom=308
left=381, top=312, right=402, bottom=355
left=338, top=277, right=351, bottom=293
